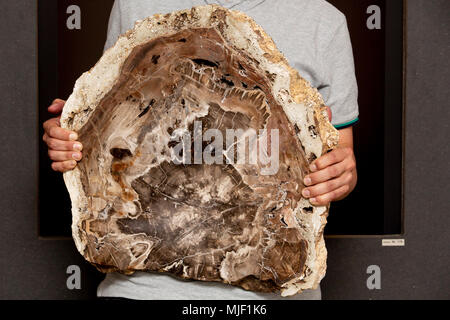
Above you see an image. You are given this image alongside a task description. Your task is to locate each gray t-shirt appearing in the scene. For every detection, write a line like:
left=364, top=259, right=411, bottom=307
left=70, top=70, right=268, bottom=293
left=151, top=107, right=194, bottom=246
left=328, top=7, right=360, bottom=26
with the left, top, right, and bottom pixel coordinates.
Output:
left=97, top=0, right=359, bottom=300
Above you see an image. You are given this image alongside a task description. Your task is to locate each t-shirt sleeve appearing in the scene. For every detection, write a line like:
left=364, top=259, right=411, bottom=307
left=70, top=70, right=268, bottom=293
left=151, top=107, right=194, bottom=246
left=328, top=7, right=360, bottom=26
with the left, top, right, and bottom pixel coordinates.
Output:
left=318, top=18, right=359, bottom=129
left=103, top=0, right=123, bottom=53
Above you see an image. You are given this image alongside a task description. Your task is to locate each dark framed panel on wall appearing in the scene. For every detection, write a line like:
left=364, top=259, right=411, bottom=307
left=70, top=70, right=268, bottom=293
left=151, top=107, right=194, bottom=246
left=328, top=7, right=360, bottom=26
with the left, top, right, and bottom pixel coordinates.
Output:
left=38, top=0, right=405, bottom=238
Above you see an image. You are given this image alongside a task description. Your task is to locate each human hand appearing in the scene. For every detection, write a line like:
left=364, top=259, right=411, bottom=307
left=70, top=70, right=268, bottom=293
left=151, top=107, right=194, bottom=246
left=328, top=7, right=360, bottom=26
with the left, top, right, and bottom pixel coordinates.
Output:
left=301, top=127, right=357, bottom=206
left=42, top=99, right=83, bottom=172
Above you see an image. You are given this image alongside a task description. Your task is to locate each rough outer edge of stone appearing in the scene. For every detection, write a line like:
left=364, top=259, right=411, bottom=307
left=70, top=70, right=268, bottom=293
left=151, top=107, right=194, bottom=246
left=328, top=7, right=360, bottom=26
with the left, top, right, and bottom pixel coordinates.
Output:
left=60, top=4, right=339, bottom=296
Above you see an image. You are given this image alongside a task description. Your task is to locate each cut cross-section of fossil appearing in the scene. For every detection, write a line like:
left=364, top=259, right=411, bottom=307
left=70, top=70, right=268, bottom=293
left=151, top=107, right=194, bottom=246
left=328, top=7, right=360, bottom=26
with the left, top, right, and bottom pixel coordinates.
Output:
left=60, top=4, right=339, bottom=296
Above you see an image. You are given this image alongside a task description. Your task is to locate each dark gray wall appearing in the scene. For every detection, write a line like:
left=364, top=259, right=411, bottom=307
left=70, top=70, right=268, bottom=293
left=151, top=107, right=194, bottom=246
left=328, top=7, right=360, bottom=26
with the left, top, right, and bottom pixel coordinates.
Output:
left=322, top=0, right=450, bottom=300
left=0, top=0, right=448, bottom=299
left=0, top=0, right=101, bottom=299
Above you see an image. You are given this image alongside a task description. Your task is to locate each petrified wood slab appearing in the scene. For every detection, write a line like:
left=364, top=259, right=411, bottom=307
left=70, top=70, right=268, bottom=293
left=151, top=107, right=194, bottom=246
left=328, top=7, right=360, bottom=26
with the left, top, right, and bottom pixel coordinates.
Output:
left=61, top=4, right=339, bottom=296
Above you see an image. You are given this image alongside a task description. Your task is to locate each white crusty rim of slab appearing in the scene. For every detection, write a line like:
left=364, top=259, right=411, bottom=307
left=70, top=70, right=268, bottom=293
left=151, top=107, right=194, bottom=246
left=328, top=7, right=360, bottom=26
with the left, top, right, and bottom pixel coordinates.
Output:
left=60, top=4, right=339, bottom=296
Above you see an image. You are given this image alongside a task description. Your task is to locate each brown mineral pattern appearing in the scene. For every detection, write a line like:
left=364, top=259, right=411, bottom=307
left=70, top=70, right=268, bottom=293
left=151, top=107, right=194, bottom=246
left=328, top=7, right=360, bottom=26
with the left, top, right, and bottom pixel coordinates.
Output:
left=60, top=5, right=339, bottom=296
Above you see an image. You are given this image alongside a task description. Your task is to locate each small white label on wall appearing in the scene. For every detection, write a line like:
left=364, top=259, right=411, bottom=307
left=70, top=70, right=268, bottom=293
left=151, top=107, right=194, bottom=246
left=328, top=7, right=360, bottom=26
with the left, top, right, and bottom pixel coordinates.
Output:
left=382, top=239, right=405, bottom=247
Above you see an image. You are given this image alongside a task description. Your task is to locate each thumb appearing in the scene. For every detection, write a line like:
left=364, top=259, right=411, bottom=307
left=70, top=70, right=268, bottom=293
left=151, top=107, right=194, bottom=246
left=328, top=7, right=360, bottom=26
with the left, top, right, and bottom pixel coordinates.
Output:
left=326, top=106, right=332, bottom=122
left=48, top=99, right=66, bottom=115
